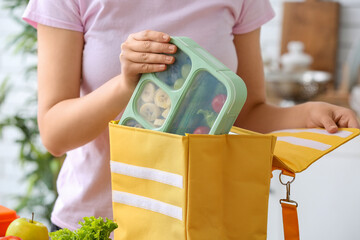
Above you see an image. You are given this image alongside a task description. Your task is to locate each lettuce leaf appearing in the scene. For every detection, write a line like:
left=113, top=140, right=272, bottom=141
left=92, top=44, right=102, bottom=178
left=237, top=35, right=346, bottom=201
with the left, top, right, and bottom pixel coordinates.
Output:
left=49, top=228, right=76, bottom=240
left=77, top=217, right=118, bottom=239
left=49, top=216, right=118, bottom=240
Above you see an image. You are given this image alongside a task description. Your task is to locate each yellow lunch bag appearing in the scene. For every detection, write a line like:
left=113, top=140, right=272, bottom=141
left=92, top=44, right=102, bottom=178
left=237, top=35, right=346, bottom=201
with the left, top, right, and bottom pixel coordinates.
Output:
left=109, top=121, right=359, bottom=240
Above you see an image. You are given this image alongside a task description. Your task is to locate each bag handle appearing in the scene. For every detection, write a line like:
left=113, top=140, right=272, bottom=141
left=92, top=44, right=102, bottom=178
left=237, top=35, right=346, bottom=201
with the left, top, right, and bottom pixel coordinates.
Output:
left=279, top=170, right=300, bottom=240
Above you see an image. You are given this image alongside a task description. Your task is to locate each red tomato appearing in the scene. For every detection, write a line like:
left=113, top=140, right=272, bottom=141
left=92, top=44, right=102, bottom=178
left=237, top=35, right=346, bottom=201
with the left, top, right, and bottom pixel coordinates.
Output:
left=211, top=94, right=227, bottom=113
left=0, top=236, right=22, bottom=240
left=193, top=126, right=210, bottom=134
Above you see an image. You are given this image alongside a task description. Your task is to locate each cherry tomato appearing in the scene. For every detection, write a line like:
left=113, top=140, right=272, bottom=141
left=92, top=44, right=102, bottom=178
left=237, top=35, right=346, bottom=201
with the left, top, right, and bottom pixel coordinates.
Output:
left=0, top=236, right=22, bottom=240
left=193, top=126, right=210, bottom=134
left=211, top=94, right=227, bottom=113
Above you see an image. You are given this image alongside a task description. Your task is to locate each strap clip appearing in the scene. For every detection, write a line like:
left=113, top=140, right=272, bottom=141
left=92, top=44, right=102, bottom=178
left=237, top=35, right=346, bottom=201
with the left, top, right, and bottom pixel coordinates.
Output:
left=279, top=171, right=298, bottom=207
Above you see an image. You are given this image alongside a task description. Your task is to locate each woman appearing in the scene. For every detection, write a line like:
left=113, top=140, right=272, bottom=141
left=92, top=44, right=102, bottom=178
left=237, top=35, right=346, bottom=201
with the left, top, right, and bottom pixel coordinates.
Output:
left=23, top=0, right=359, bottom=232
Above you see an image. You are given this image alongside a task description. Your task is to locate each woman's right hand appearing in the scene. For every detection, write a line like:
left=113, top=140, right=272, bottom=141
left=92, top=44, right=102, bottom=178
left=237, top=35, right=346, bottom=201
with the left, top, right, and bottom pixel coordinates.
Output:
left=119, top=30, right=177, bottom=90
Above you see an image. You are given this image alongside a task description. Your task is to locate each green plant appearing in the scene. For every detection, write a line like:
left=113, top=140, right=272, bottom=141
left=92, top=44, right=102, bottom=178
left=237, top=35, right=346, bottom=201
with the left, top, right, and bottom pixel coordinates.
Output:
left=49, top=217, right=118, bottom=240
left=0, top=0, right=63, bottom=225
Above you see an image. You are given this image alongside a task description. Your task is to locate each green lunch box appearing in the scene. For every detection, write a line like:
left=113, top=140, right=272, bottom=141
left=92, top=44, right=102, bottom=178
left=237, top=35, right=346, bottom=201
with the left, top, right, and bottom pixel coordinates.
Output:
left=118, top=36, right=247, bottom=135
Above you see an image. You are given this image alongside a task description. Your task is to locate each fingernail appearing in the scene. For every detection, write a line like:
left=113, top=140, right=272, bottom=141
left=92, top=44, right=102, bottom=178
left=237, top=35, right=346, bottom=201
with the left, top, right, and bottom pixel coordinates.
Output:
left=166, top=56, right=173, bottom=62
left=329, top=125, right=338, bottom=133
left=163, top=35, right=169, bottom=40
left=169, top=45, right=175, bottom=51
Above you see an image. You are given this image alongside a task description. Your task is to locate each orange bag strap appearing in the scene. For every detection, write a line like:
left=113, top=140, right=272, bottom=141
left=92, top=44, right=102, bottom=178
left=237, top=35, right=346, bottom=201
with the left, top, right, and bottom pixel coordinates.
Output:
left=281, top=202, right=300, bottom=240
left=279, top=170, right=300, bottom=240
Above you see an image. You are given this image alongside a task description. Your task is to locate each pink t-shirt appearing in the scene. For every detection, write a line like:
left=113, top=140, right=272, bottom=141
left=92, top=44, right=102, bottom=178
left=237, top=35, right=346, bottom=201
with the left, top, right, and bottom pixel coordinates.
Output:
left=23, top=0, right=274, bottom=231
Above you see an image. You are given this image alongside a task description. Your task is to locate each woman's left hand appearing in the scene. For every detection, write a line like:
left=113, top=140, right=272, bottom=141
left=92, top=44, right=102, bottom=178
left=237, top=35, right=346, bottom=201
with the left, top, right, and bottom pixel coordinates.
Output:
left=305, top=101, right=360, bottom=133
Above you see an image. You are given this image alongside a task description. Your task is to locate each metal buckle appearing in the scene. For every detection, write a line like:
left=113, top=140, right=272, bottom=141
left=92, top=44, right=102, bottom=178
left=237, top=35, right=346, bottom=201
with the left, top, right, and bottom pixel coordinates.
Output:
left=279, top=172, right=298, bottom=207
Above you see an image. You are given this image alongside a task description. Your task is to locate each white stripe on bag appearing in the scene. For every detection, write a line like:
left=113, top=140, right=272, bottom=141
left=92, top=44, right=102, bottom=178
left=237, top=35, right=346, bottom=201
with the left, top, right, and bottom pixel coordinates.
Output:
left=110, top=161, right=183, bottom=189
left=277, top=136, right=332, bottom=151
left=112, top=190, right=183, bottom=220
left=271, top=128, right=353, bottom=138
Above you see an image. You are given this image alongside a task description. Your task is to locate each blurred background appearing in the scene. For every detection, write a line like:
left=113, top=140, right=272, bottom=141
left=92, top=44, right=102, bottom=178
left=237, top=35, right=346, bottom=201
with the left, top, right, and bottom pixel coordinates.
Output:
left=262, top=0, right=360, bottom=110
left=0, top=0, right=64, bottom=227
left=0, top=0, right=359, bottom=238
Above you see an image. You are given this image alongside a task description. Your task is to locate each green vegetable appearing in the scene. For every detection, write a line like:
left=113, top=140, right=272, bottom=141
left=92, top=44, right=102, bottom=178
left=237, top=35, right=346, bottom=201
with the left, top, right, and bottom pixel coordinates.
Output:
left=49, top=228, right=76, bottom=240
left=197, top=109, right=217, bottom=127
left=170, top=71, right=222, bottom=135
left=172, top=79, right=209, bottom=135
left=49, top=216, right=118, bottom=240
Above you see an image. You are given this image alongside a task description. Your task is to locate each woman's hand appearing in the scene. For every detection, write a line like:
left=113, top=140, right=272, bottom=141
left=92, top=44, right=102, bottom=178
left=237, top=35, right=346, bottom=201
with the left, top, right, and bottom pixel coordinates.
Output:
left=119, top=30, right=177, bottom=89
left=37, top=27, right=178, bottom=156
left=305, top=101, right=360, bottom=133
